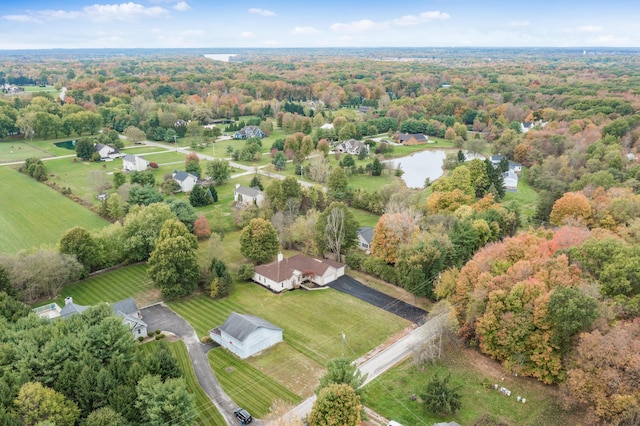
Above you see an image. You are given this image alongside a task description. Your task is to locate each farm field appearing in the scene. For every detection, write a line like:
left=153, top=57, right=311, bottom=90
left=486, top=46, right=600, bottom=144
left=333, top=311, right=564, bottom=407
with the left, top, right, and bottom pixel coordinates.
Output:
left=0, top=166, right=108, bottom=253
left=138, top=341, right=225, bottom=426
left=364, top=347, right=578, bottom=426
left=0, top=141, right=54, bottom=163
left=208, top=347, right=301, bottom=418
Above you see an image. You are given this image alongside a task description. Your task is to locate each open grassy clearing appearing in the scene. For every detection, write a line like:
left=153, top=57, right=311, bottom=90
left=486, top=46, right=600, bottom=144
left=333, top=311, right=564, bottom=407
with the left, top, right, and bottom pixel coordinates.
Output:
left=349, top=207, right=380, bottom=229
left=121, top=145, right=171, bottom=155
left=0, top=141, right=53, bottom=162
left=138, top=340, right=226, bottom=426
left=504, top=169, right=539, bottom=225
left=167, top=282, right=409, bottom=365
left=54, top=264, right=159, bottom=307
left=45, top=156, right=122, bottom=202
left=208, top=347, right=302, bottom=418
left=364, top=347, right=576, bottom=426
left=20, top=85, right=59, bottom=93
left=0, top=167, right=108, bottom=254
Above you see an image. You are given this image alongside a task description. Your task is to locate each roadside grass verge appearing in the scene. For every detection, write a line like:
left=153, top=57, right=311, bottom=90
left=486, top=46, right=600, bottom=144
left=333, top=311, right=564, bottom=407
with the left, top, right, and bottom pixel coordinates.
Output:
left=208, top=346, right=301, bottom=418
left=138, top=340, right=226, bottom=426
left=364, top=347, right=576, bottom=426
left=0, top=167, right=108, bottom=254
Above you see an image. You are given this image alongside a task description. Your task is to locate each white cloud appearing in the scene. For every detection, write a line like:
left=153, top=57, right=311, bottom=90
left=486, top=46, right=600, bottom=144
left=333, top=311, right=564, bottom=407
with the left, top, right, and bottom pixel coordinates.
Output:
left=2, top=14, right=40, bottom=22
left=291, top=26, right=320, bottom=35
left=508, top=20, right=530, bottom=27
left=577, top=25, right=602, bottom=33
left=390, top=11, right=450, bottom=27
left=248, top=8, right=276, bottom=17
left=240, top=31, right=254, bottom=38
left=173, top=2, right=191, bottom=11
left=83, top=3, right=169, bottom=22
left=330, top=19, right=378, bottom=33
left=263, top=39, right=279, bottom=46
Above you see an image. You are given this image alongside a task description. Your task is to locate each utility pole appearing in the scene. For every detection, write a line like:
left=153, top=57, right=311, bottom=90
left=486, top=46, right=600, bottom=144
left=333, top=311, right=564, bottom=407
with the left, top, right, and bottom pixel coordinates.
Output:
left=341, top=331, right=345, bottom=356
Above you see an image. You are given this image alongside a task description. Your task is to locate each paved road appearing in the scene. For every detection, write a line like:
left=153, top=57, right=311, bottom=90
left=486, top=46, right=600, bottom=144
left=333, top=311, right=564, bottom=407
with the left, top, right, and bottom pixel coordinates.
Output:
left=289, top=313, right=446, bottom=420
left=141, top=303, right=241, bottom=425
left=329, top=275, right=427, bottom=325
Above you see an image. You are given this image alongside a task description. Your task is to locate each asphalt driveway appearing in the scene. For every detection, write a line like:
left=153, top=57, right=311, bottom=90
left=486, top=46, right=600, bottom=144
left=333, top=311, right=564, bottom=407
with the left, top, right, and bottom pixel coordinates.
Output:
left=328, top=275, right=427, bottom=325
left=141, top=303, right=242, bottom=425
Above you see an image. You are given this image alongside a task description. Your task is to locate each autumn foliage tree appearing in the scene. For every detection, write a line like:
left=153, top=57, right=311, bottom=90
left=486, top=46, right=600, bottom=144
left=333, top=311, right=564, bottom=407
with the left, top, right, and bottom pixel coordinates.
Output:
left=549, top=192, right=592, bottom=226
left=193, top=214, right=211, bottom=240
left=309, top=383, right=361, bottom=426
left=240, top=218, right=280, bottom=264
left=566, top=319, right=640, bottom=424
left=370, top=211, right=420, bottom=264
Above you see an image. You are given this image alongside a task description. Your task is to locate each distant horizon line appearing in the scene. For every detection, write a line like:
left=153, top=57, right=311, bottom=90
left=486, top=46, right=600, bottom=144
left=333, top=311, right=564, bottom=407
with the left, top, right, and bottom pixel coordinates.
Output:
left=1, top=46, right=639, bottom=51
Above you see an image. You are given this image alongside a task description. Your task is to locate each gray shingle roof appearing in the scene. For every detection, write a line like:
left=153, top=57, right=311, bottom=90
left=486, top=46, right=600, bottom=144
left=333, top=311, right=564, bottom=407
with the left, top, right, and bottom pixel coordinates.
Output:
left=217, top=312, right=282, bottom=342
left=173, top=171, right=196, bottom=182
left=358, top=226, right=374, bottom=244
left=235, top=185, right=263, bottom=198
left=59, top=302, right=90, bottom=318
left=111, top=298, right=138, bottom=316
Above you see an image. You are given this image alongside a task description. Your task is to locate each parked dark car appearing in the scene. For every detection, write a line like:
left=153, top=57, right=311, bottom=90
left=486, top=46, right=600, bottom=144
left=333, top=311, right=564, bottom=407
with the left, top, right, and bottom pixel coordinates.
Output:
left=234, top=408, right=252, bottom=424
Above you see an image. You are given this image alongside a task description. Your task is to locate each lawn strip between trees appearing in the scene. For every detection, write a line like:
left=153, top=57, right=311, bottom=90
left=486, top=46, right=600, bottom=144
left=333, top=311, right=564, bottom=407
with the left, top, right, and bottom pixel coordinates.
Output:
left=138, top=340, right=226, bottom=426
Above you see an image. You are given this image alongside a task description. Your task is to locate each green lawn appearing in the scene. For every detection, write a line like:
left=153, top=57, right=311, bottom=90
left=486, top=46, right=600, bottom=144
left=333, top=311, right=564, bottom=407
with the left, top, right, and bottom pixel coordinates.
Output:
left=365, top=352, right=575, bottom=426
left=0, top=167, right=108, bottom=254
left=504, top=169, right=539, bottom=225
left=349, top=207, right=380, bottom=229
left=138, top=341, right=226, bottom=426
left=208, top=347, right=301, bottom=418
left=53, top=264, right=159, bottom=307
left=0, top=141, right=54, bottom=163
left=167, top=282, right=408, bottom=365
left=45, top=156, right=122, bottom=202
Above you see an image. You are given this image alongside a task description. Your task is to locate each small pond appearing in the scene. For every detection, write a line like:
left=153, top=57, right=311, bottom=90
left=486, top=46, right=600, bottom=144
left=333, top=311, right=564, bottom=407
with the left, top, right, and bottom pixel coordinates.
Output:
left=54, top=140, right=76, bottom=150
left=385, top=149, right=482, bottom=189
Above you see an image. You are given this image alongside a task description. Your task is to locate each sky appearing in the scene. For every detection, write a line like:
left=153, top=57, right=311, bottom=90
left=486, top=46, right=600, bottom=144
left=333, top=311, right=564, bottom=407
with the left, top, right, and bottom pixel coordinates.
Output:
left=1, top=0, right=639, bottom=49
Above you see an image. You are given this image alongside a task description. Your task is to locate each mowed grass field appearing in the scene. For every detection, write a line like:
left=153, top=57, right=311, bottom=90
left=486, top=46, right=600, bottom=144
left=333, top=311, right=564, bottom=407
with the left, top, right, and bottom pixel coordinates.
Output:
left=138, top=341, right=226, bottom=426
left=0, top=166, right=108, bottom=253
left=208, top=347, right=301, bottom=418
left=56, top=264, right=160, bottom=307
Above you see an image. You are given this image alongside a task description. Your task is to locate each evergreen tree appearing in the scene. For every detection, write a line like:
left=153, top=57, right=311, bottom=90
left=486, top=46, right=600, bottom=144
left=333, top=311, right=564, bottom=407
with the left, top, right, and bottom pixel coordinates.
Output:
left=421, top=373, right=462, bottom=416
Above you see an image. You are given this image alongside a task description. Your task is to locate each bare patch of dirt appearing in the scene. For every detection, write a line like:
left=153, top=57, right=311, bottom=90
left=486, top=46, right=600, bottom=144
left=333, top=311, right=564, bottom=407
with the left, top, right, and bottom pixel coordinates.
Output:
left=136, top=288, right=162, bottom=308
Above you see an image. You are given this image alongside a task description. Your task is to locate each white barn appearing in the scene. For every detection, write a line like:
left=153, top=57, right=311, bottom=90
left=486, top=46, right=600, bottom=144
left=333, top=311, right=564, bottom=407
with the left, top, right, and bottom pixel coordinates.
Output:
left=209, top=312, right=283, bottom=359
left=252, top=253, right=345, bottom=293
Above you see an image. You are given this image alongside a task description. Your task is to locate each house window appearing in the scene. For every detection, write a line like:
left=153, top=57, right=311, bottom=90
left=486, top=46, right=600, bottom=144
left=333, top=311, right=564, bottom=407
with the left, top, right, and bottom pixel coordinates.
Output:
left=138, top=329, right=141, bottom=334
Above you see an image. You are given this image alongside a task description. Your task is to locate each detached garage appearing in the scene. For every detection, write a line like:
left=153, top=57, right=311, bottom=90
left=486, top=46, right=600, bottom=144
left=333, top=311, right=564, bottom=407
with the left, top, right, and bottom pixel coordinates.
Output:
left=209, top=312, right=283, bottom=359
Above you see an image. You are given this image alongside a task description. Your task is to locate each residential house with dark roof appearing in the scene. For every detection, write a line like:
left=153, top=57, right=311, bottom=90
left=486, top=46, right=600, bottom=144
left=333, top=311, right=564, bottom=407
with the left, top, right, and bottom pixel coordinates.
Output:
left=253, top=253, right=345, bottom=293
left=95, top=143, right=121, bottom=160
left=394, top=132, right=429, bottom=145
left=172, top=171, right=198, bottom=192
left=357, top=226, right=374, bottom=252
left=59, top=296, right=90, bottom=318
left=234, top=184, right=265, bottom=207
left=358, top=106, right=372, bottom=114
left=334, top=139, right=369, bottom=156
left=209, top=312, right=283, bottom=359
left=233, top=125, right=265, bottom=139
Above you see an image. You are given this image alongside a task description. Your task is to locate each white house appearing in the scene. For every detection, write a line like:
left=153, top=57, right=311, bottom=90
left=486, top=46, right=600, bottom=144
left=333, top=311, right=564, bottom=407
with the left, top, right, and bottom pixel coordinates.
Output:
left=172, top=171, right=198, bottom=192
left=95, top=143, right=120, bottom=160
left=253, top=253, right=345, bottom=293
left=503, top=170, right=518, bottom=192
left=122, top=154, right=150, bottom=172
left=209, top=312, right=283, bottom=359
left=520, top=120, right=547, bottom=134
left=33, top=296, right=147, bottom=339
left=320, top=123, right=334, bottom=130
left=234, top=184, right=266, bottom=207
left=334, top=139, right=369, bottom=156
left=357, top=227, right=374, bottom=252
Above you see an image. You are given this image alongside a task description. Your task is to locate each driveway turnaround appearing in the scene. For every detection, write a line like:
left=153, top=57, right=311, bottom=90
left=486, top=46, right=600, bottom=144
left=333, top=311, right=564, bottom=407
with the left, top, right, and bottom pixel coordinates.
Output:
left=328, top=275, right=427, bottom=324
left=141, top=303, right=240, bottom=425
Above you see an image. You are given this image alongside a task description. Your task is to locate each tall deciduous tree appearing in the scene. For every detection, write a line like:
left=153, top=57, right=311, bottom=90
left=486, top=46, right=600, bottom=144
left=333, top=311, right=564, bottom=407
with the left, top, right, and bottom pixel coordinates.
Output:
left=14, top=382, right=80, bottom=426
left=240, top=218, right=280, bottom=264
left=58, top=226, right=99, bottom=277
left=135, top=375, right=195, bottom=426
left=327, top=167, right=349, bottom=201
left=122, top=203, right=177, bottom=262
left=549, top=192, right=592, bottom=226
left=370, top=211, right=420, bottom=265
left=124, top=125, right=146, bottom=144
left=75, top=137, right=95, bottom=160
left=147, top=219, right=199, bottom=299
left=194, top=214, right=211, bottom=240
left=206, top=159, right=231, bottom=184
left=309, top=383, right=361, bottom=426
left=315, top=202, right=358, bottom=261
